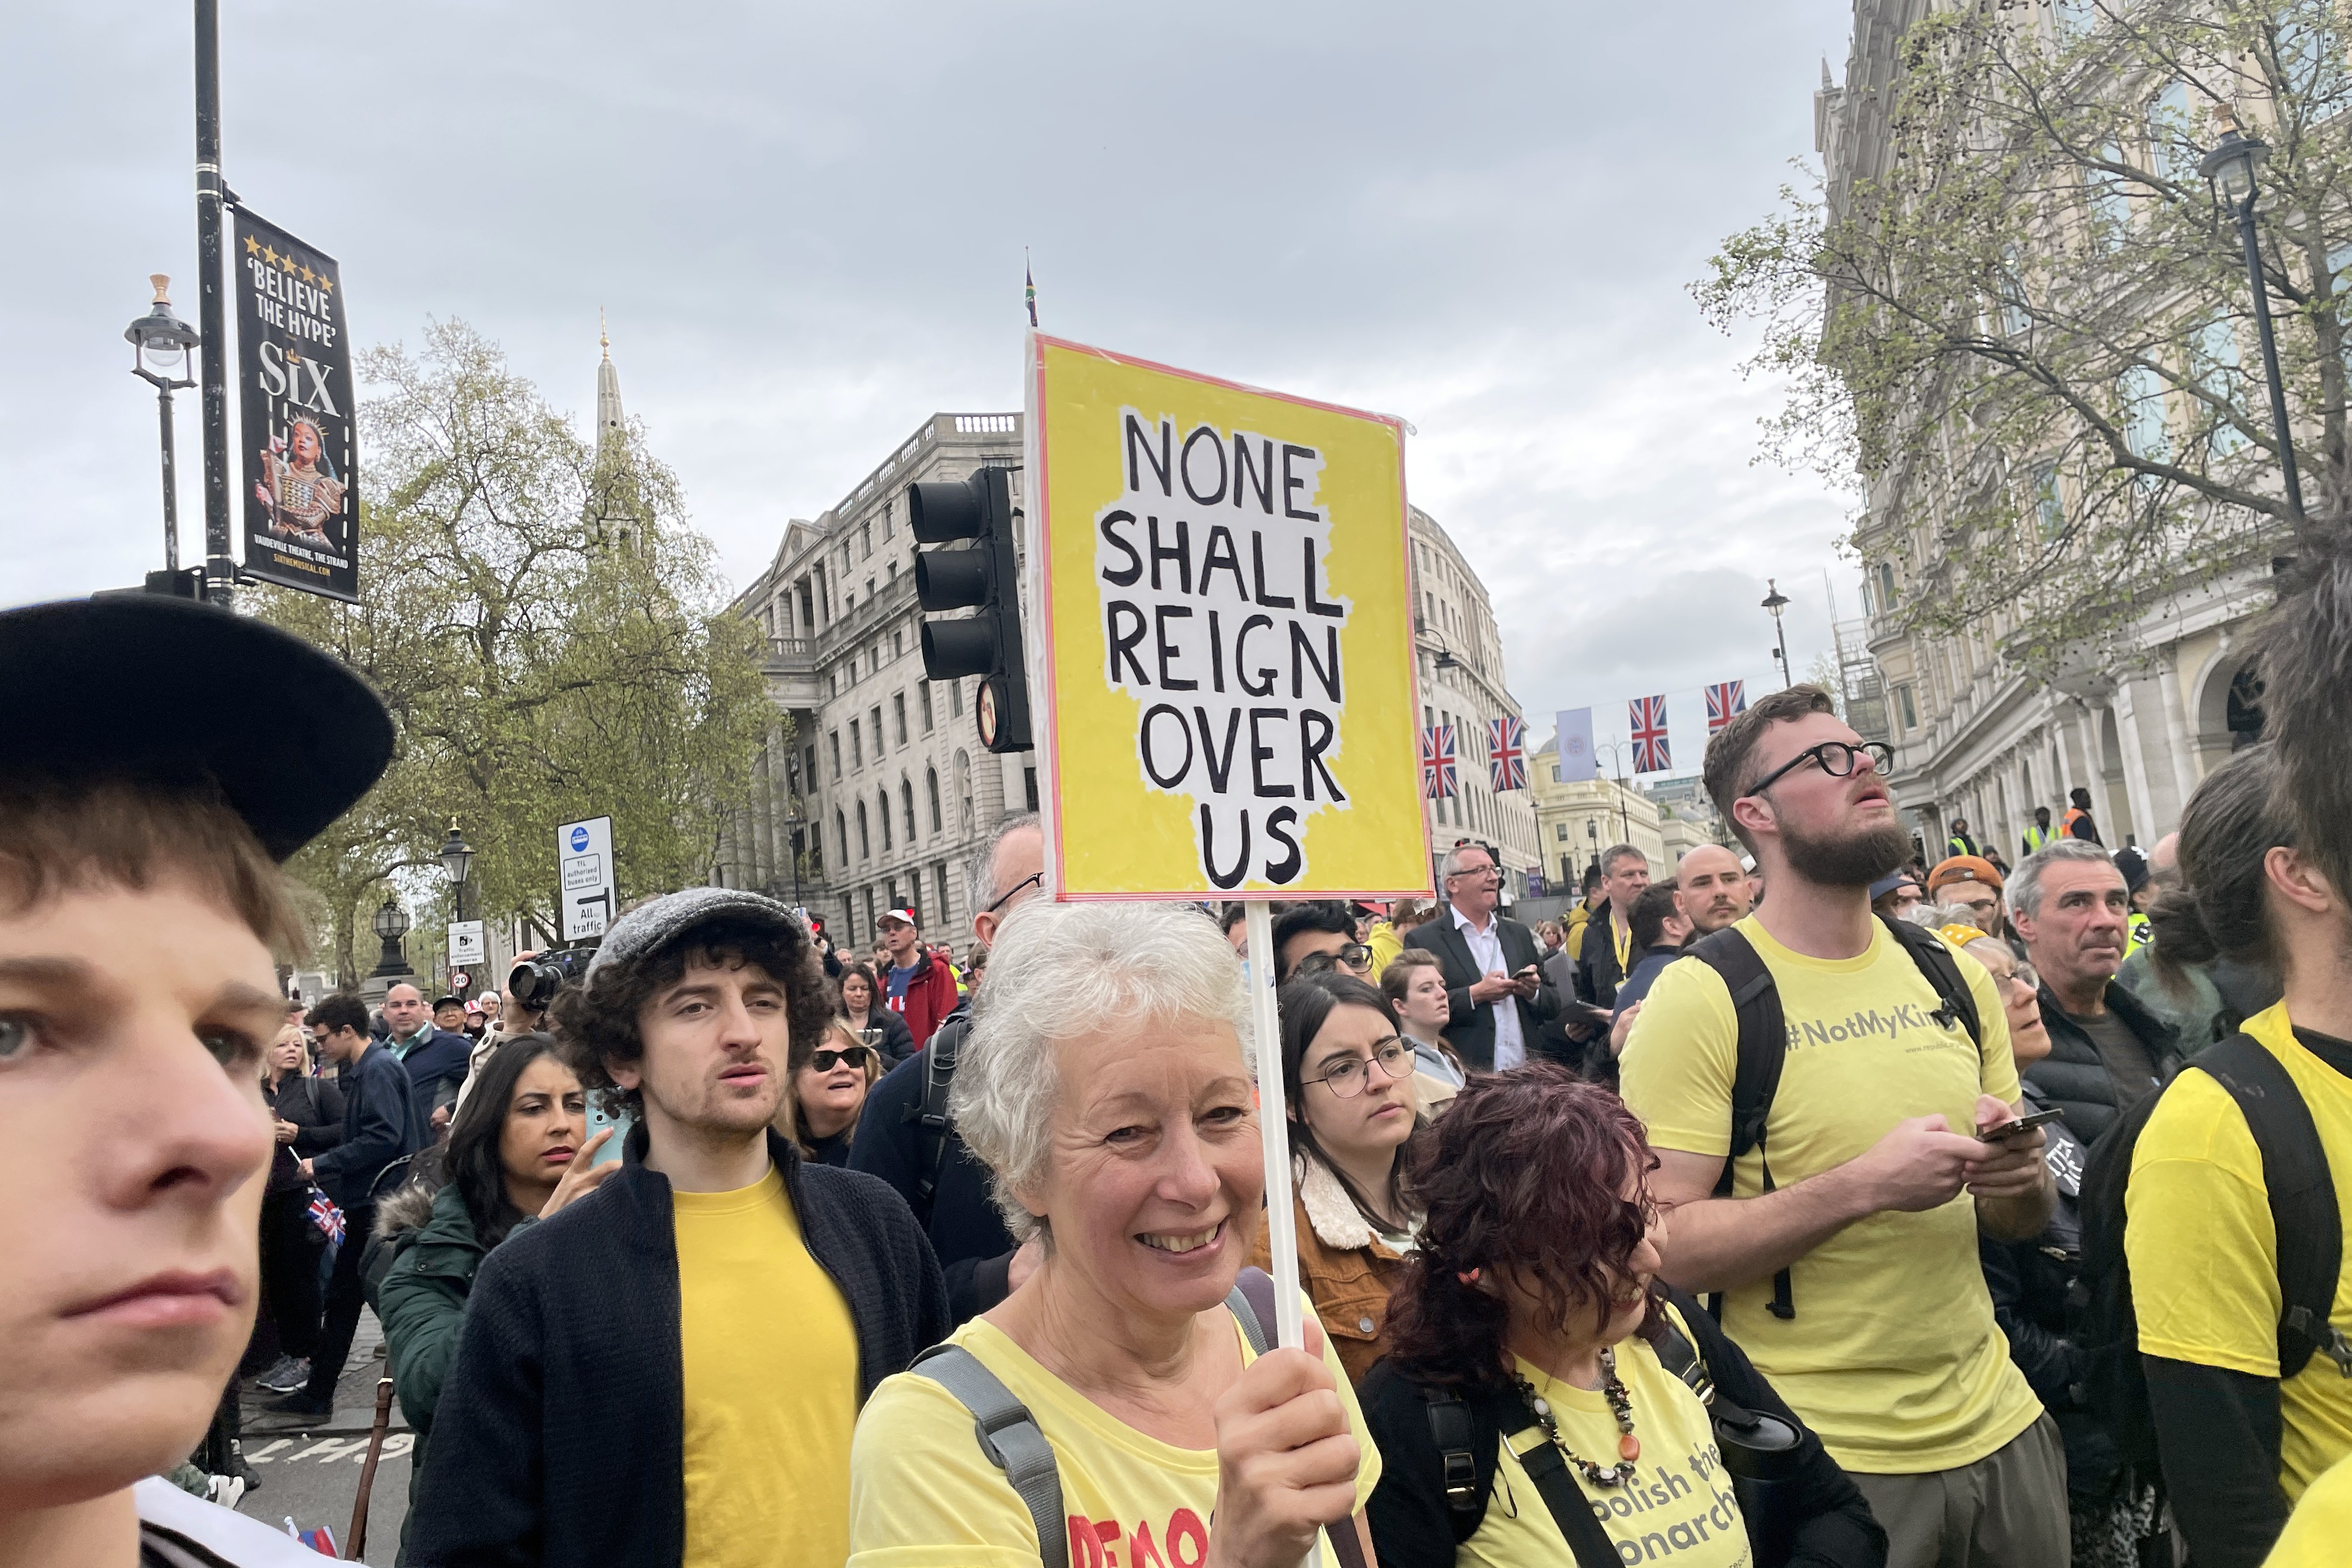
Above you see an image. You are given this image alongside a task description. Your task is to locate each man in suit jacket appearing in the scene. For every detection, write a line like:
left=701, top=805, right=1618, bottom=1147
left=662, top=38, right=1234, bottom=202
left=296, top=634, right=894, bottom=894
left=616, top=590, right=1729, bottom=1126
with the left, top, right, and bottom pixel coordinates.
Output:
left=1404, top=844, right=1562, bottom=1072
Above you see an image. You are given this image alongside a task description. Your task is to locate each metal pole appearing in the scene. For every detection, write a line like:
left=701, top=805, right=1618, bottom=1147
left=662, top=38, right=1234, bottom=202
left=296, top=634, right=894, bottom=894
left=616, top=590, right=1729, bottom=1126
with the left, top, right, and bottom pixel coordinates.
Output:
left=1774, top=618, right=1793, bottom=689
left=157, top=385, right=180, bottom=573
left=194, top=0, right=234, bottom=607
left=2235, top=197, right=2307, bottom=525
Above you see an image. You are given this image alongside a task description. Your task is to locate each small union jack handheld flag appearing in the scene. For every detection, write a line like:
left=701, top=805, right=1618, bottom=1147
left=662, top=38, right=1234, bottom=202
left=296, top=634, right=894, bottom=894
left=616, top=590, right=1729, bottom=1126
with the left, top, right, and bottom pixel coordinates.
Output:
left=307, top=1188, right=345, bottom=1247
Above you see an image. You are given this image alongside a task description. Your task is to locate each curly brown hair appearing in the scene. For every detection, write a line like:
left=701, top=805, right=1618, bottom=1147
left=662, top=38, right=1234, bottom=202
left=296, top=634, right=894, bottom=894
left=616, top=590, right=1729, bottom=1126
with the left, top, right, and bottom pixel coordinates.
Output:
left=1385, top=1062, right=1661, bottom=1388
left=552, top=916, right=831, bottom=1120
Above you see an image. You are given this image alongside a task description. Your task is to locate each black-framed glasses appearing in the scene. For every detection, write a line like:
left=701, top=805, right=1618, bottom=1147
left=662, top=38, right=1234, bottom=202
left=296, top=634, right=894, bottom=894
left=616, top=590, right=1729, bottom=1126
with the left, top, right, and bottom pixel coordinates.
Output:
left=810, top=1045, right=876, bottom=1073
left=984, top=870, right=1045, bottom=915
left=1304, top=1039, right=1413, bottom=1098
left=1296, top=944, right=1373, bottom=977
left=1742, top=740, right=1896, bottom=798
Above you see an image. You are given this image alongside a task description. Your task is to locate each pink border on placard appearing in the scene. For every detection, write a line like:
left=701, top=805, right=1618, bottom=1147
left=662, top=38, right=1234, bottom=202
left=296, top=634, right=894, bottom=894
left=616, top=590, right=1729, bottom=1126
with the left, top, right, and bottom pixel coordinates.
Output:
left=1028, top=332, right=1435, bottom=905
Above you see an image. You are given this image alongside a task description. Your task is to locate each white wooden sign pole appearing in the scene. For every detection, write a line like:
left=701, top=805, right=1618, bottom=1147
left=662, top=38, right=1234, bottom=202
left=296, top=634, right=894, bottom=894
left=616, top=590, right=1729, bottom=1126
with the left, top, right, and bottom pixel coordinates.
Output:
left=1243, top=901, right=1327, bottom=1568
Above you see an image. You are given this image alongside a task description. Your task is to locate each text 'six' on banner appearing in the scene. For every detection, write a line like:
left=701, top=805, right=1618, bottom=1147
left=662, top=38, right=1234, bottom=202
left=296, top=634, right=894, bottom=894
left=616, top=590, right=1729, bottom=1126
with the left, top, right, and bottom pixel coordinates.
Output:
left=233, top=208, right=359, bottom=603
left=1025, top=334, right=1433, bottom=901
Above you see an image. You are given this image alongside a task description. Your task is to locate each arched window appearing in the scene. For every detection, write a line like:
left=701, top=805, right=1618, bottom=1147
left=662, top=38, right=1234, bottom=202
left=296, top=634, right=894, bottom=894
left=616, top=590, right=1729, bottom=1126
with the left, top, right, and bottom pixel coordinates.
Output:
left=901, top=779, right=917, bottom=841
left=926, top=766, right=942, bottom=835
left=878, top=789, right=894, bottom=853
left=855, top=803, right=870, bottom=860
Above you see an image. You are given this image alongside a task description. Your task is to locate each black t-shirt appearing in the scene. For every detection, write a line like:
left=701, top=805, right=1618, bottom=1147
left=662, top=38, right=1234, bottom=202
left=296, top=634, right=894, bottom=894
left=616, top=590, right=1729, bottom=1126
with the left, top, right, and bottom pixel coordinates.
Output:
left=2074, top=1007, right=2161, bottom=1111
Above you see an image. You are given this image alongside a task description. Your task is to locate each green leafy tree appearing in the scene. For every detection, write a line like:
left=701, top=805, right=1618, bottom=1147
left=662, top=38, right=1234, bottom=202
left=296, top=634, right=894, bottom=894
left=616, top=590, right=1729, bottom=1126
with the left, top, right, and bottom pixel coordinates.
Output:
left=1697, top=0, right=2352, bottom=672
left=257, top=320, right=770, bottom=984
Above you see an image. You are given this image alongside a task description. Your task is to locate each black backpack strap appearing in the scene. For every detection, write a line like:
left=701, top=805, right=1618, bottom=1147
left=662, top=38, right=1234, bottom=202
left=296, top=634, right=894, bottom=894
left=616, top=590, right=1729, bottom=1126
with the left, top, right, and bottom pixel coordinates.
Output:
left=1685, top=928, right=1794, bottom=1320
left=1503, top=1421, right=1630, bottom=1568
left=1878, top=915, right=1982, bottom=1047
left=2193, top=1032, right=2351, bottom=1380
left=905, top=1023, right=962, bottom=1226
left=911, top=1343, right=1068, bottom=1568
left=1421, top=1390, right=1489, bottom=1540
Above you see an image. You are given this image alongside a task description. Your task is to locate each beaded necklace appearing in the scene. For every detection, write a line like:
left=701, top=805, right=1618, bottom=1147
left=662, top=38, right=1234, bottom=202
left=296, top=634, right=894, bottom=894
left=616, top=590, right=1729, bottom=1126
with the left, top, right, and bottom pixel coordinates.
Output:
left=1511, top=1348, right=1642, bottom=1488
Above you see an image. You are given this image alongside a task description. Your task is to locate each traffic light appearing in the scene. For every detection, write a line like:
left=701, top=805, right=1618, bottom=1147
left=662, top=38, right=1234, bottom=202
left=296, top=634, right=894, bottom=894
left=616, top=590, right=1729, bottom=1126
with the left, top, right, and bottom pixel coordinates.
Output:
left=909, top=464, right=1031, bottom=753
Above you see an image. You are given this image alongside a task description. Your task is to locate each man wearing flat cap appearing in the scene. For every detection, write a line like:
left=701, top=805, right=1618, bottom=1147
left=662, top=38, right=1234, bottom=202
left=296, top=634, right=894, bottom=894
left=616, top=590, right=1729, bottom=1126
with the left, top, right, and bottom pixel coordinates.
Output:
left=0, top=593, right=396, bottom=1564
left=407, top=886, right=949, bottom=1568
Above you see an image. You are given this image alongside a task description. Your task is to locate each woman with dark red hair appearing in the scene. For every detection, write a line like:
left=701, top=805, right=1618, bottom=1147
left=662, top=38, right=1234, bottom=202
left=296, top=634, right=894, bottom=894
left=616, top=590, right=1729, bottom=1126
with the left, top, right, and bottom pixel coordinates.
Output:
left=1361, top=1065, right=1885, bottom=1567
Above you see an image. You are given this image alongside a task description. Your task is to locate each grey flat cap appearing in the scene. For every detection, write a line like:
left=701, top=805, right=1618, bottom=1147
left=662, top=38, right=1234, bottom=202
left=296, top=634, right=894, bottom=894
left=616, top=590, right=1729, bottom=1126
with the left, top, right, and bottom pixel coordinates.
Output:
left=584, top=886, right=808, bottom=981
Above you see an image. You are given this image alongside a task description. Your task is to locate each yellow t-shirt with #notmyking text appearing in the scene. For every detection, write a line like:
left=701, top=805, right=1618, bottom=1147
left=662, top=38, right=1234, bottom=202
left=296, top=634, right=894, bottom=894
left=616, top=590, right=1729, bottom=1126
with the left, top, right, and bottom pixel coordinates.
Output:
left=1464, top=1312, right=1752, bottom=1568
left=2129, top=1003, right=2352, bottom=1502
left=845, top=1307, right=1380, bottom=1568
left=675, top=1167, right=860, bottom=1568
left=1618, top=915, right=2040, bottom=1475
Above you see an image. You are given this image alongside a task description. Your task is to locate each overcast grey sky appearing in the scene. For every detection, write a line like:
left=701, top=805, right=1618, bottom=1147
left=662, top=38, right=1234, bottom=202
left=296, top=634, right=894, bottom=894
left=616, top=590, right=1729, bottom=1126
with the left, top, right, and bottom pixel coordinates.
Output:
left=5, top=1, right=1859, bottom=765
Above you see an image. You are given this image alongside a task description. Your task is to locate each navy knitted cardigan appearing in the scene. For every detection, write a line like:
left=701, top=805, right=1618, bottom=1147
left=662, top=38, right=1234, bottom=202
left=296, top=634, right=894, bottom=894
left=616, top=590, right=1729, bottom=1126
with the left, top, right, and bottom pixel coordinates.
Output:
left=405, top=1128, right=949, bottom=1567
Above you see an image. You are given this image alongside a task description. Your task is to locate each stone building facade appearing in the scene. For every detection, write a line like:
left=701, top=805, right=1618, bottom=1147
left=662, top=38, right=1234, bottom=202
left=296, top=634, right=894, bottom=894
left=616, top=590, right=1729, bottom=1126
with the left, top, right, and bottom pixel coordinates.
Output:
left=1817, top=5, right=2273, bottom=861
left=717, top=413, right=1033, bottom=953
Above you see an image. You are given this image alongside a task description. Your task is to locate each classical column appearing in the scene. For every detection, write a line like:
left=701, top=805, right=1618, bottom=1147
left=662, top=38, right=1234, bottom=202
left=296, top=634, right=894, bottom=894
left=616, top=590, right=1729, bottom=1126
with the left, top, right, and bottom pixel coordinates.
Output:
left=2156, top=653, right=2201, bottom=811
left=2112, top=681, right=2160, bottom=846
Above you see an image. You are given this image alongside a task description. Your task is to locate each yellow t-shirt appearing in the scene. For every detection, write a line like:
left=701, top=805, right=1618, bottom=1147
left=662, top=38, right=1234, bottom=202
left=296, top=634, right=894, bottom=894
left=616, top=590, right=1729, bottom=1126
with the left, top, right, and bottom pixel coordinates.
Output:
left=675, top=1167, right=860, bottom=1568
left=2264, top=1451, right=2352, bottom=1566
left=1464, top=1317, right=1752, bottom=1568
left=2127, top=1003, right=2352, bottom=1500
left=846, top=1304, right=1381, bottom=1567
left=1618, top=914, right=2039, bottom=1474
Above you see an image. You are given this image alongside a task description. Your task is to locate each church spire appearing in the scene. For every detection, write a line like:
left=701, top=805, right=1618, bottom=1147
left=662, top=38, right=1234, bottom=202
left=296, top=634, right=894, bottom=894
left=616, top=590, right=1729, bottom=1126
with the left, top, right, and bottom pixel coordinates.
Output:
left=596, top=308, right=625, bottom=463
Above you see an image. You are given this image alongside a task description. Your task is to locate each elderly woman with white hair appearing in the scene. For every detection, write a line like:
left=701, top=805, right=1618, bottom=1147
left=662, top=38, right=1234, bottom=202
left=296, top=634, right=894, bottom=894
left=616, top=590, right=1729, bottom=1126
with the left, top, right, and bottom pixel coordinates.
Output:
left=847, top=900, right=1380, bottom=1567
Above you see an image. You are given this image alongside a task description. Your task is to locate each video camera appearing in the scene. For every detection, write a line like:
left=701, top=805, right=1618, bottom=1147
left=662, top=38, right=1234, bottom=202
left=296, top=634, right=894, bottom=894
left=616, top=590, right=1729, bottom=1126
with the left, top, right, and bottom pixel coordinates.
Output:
left=507, top=947, right=598, bottom=1009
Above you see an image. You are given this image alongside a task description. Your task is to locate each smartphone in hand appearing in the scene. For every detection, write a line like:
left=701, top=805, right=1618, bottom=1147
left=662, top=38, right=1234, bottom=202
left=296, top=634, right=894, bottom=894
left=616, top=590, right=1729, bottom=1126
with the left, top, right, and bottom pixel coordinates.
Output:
left=1977, top=1107, right=2065, bottom=1143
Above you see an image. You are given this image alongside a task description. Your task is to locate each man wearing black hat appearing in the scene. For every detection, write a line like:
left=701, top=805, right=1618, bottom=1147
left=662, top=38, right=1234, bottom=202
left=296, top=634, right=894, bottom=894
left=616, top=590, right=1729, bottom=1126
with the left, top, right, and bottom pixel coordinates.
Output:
left=0, top=594, right=395, bottom=1564
left=408, top=886, right=947, bottom=1568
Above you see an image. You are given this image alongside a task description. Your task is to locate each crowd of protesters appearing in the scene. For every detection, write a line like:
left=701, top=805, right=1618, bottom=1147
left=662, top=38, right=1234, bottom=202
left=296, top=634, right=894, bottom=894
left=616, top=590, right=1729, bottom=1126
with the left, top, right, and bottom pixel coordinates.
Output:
left=5, top=542, right=2352, bottom=1568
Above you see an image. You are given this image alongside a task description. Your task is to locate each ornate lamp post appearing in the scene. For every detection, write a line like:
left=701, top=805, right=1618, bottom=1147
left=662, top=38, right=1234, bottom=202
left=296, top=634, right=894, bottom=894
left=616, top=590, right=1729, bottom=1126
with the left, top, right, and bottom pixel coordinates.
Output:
left=1762, top=579, right=1793, bottom=688
left=125, top=276, right=201, bottom=576
left=440, top=820, right=475, bottom=923
left=2200, top=124, right=2306, bottom=524
left=369, top=897, right=413, bottom=979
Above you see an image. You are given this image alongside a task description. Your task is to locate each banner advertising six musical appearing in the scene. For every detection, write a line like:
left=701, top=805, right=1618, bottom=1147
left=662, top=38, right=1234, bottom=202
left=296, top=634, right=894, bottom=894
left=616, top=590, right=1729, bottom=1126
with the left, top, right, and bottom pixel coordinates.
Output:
left=234, top=208, right=358, bottom=601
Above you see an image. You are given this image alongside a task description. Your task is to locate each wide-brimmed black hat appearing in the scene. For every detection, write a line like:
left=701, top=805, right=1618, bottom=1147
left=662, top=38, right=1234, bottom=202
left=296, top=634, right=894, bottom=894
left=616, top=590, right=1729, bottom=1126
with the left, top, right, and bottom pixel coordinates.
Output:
left=0, top=594, right=394, bottom=860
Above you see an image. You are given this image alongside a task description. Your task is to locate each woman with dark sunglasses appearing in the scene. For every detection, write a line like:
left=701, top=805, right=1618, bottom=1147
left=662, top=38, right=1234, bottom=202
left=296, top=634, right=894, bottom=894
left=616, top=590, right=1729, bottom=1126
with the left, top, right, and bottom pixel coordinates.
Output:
left=780, top=1020, right=884, bottom=1166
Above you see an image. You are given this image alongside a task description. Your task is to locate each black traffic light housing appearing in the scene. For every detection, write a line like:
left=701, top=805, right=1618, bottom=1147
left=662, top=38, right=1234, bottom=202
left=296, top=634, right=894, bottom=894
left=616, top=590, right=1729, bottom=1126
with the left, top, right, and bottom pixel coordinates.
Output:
left=909, top=464, right=1031, bottom=752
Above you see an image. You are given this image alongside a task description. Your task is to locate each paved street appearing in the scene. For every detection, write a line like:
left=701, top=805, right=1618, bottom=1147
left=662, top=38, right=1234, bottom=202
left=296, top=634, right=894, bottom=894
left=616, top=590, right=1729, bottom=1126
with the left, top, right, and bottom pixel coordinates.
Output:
left=235, top=1308, right=414, bottom=1563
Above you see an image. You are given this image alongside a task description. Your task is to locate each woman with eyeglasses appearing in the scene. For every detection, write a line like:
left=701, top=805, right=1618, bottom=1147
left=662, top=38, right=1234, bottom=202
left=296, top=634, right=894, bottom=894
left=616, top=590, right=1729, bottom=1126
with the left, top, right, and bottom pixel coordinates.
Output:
left=1249, top=972, right=1426, bottom=1385
left=836, top=960, right=914, bottom=1067
left=781, top=1020, right=885, bottom=1167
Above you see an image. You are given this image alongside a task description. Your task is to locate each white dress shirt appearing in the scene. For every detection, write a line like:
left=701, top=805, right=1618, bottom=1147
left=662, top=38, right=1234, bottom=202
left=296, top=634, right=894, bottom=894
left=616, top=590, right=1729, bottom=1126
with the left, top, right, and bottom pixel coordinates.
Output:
left=1450, top=901, right=1525, bottom=1070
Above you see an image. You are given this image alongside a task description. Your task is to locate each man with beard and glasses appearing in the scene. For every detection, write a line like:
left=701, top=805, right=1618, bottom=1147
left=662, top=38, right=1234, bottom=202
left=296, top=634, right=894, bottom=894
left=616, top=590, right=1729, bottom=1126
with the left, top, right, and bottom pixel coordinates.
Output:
left=1620, top=685, right=2064, bottom=1568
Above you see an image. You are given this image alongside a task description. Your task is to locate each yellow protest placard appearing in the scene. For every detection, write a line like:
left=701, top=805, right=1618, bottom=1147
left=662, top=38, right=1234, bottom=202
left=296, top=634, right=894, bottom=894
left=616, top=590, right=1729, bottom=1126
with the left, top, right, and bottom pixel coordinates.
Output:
left=1025, top=334, right=1432, bottom=901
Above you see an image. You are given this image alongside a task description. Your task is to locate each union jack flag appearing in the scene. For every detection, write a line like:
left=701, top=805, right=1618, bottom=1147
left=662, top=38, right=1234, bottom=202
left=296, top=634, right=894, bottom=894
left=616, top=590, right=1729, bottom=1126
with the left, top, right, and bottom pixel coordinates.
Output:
left=1628, top=695, right=1672, bottom=774
left=307, top=1188, right=345, bottom=1246
left=1706, top=680, right=1748, bottom=735
left=1420, top=724, right=1458, bottom=799
left=1487, top=715, right=1527, bottom=792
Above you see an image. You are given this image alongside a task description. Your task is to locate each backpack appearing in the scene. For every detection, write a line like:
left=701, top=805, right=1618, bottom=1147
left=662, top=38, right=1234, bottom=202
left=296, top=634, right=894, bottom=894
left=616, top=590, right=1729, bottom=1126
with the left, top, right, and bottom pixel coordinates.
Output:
left=912, top=1267, right=1370, bottom=1568
left=902, top=1013, right=970, bottom=1228
left=1683, top=914, right=1982, bottom=1320
left=2075, top=1029, right=2351, bottom=1478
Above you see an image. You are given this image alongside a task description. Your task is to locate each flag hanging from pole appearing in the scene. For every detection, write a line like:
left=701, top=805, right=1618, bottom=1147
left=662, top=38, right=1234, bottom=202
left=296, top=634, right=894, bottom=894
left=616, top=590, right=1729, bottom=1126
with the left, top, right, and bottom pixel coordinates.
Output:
left=1628, top=695, right=1672, bottom=773
left=1486, top=715, right=1527, bottom=792
left=1025, top=255, right=1038, bottom=328
left=1555, top=707, right=1598, bottom=780
left=1706, top=680, right=1748, bottom=735
left=1421, top=724, right=1458, bottom=799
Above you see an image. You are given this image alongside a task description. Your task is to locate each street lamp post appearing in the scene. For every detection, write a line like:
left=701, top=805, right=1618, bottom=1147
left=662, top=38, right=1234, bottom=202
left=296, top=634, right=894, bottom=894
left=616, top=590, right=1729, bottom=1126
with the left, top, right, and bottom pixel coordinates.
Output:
left=125, top=276, right=201, bottom=575
left=1591, top=744, right=1636, bottom=845
left=2201, top=125, right=2306, bottom=524
left=440, top=820, right=474, bottom=924
left=1762, top=580, right=1793, bottom=688
left=369, top=898, right=414, bottom=980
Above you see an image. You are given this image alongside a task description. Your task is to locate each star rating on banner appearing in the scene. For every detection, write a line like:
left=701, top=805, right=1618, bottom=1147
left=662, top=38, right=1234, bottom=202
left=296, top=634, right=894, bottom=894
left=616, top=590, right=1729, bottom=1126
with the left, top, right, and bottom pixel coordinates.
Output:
left=241, top=232, right=331, bottom=290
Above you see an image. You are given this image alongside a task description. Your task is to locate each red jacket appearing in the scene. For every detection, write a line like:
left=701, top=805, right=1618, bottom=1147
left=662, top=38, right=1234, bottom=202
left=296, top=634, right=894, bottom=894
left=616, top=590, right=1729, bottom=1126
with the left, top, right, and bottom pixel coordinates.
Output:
left=886, top=949, right=960, bottom=1051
